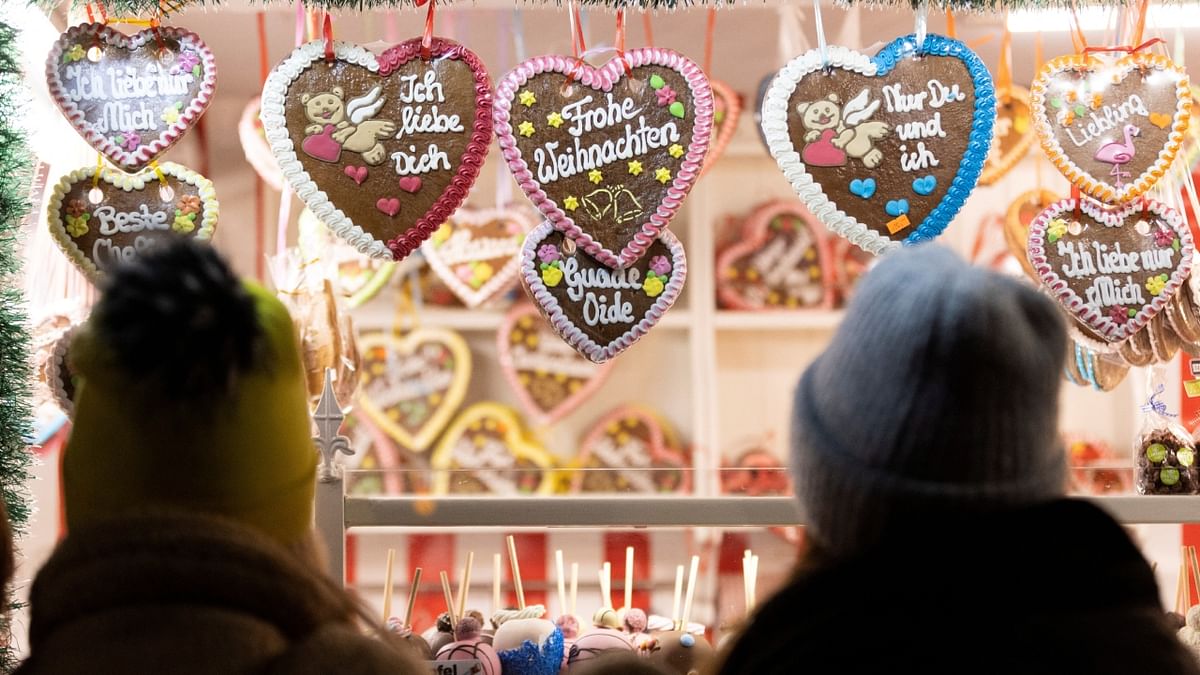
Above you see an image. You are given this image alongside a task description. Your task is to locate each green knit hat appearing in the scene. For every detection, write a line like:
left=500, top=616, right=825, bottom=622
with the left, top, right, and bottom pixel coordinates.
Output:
left=63, top=242, right=315, bottom=545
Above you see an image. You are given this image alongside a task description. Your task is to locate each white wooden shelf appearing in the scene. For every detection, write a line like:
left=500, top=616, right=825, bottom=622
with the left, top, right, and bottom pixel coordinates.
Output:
left=713, top=310, right=844, bottom=331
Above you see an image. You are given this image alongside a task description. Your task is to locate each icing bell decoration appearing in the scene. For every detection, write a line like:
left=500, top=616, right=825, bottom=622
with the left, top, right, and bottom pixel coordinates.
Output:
left=520, top=222, right=686, bottom=364
left=357, top=327, right=472, bottom=453
left=261, top=37, right=493, bottom=260
left=47, top=162, right=218, bottom=283
left=1027, top=197, right=1194, bottom=344
left=497, top=303, right=613, bottom=426
left=1031, top=48, right=1190, bottom=203
left=761, top=35, right=995, bottom=255
left=430, top=403, right=557, bottom=495
left=716, top=200, right=836, bottom=311
left=46, top=23, right=217, bottom=171
left=420, top=207, right=533, bottom=308
left=494, top=48, right=713, bottom=269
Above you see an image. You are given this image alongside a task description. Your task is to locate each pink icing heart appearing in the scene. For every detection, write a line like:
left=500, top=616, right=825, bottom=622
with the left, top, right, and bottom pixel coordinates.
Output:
left=344, top=165, right=368, bottom=185
left=398, top=176, right=423, bottom=193
left=302, top=124, right=342, bottom=163
left=376, top=198, right=400, bottom=217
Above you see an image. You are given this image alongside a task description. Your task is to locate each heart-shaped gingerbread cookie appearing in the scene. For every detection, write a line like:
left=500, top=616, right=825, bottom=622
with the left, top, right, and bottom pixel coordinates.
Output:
left=498, top=303, right=613, bottom=425
left=45, top=325, right=79, bottom=418
left=239, top=96, right=283, bottom=190
left=521, top=221, right=686, bottom=364
left=701, top=80, right=743, bottom=176
left=46, top=23, right=216, bottom=172
left=262, top=37, right=492, bottom=261
left=980, top=85, right=1034, bottom=185
left=1005, top=189, right=1058, bottom=281
left=495, top=48, right=713, bottom=269
left=716, top=200, right=835, bottom=310
left=431, top=402, right=557, bottom=495
left=357, top=328, right=471, bottom=452
left=296, top=208, right=397, bottom=308
left=572, top=405, right=689, bottom=494
left=761, top=35, right=995, bottom=255
left=1031, top=51, right=1190, bottom=203
left=421, top=207, right=533, bottom=308
left=1027, top=197, right=1194, bottom=343
left=47, top=161, right=218, bottom=283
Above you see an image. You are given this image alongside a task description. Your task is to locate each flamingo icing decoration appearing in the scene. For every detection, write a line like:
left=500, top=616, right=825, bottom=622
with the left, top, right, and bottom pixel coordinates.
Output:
left=1094, top=124, right=1140, bottom=187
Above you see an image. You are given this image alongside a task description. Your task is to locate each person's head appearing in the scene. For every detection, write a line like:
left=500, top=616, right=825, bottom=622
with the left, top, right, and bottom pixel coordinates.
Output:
left=62, top=241, right=316, bottom=549
left=792, top=244, right=1067, bottom=558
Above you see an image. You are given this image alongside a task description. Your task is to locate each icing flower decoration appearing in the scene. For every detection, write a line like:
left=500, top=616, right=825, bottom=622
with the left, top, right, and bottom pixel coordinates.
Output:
left=537, top=244, right=560, bottom=264
left=1146, top=273, right=1169, bottom=296
left=1108, top=305, right=1129, bottom=325
left=655, top=85, right=677, bottom=107
left=1046, top=218, right=1069, bottom=244
left=654, top=167, right=671, bottom=184
left=172, top=210, right=196, bottom=234
left=563, top=196, right=579, bottom=212
left=456, top=264, right=475, bottom=283
left=173, top=50, right=200, bottom=76
left=63, top=44, right=85, bottom=63
left=431, top=222, right=452, bottom=245
left=161, top=101, right=184, bottom=125
left=65, top=199, right=87, bottom=218
left=649, top=255, right=671, bottom=276
left=119, top=132, right=140, bottom=152
left=177, top=195, right=201, bottom=216
left=642, top=273, right=666, bottom=298
left=668, top=144, right=684, bottom=159
left=541, top=264, right=564, bottom=287
left=1153, top=228, right=1174, bottom=248
left=65, top=212, right=90, bottom=238
left=470, top=262, right=494, bottom=289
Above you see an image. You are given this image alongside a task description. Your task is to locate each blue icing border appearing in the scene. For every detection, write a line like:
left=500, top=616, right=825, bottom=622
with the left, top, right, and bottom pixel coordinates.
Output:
left=872, top=33, right=996, bottom=247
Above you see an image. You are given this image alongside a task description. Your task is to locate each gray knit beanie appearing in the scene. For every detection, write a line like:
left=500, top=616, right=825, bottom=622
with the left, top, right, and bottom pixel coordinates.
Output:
left=792, top=244, right=1068, bottom=557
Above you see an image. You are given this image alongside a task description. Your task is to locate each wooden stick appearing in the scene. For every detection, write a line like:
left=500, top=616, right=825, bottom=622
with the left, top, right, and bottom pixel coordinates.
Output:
left=680, top=555, right=700, bottom=629
left=403, top=567, right=422, bottom=628
left=506, top=535, right=526, bottom=610
left=671, top=564, right=684, bottom=629
left=1181, top=562, right=1189, bottom=615
left=555, top=550, right=568, bottom=618
left=624, top=546, right=635, bottom=611
left=493, top=553, right=502, bottom=614
left=457, top=551, right=474, bottom=619
left=570, top=562, right=579, bottom=616
left=440, top=571, right=458, bottom=629
left=742, top=556, right=752, bottom=615
left=599, top=561, right=612, bottom=608
left=382, top=548, right=396, bottom=624
left=748, top=556, right=759, bottom=613
left=1188, top=546, right=1200, bottom=608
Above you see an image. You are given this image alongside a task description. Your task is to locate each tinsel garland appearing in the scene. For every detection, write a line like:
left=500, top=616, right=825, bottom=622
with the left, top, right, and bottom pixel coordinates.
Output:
left=0, top=16, right=34, bottom=675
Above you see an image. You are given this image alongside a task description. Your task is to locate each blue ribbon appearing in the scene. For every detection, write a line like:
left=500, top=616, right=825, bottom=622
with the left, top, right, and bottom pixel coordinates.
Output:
left=1142, top=384, right=1177, bottom=417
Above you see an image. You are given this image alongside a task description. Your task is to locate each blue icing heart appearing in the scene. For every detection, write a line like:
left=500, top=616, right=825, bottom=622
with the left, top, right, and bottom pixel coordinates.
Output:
left=849, top=178, right=876, bottom=199
left=886, top=199, right=909, bottom=217
left=912, top=175, right=936, bottom=195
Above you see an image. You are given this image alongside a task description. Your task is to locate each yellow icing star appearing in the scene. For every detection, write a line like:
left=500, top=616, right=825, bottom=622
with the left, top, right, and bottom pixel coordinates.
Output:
left=519, top=90, right=537, bottom=107
left=654, top=167, right=671, bottom=184
left=588, top=169, right=603, bottom=184
left=518, top=121, right=535, bottom=137
left=564, top=196, right=580, bottom=211
left=628, top=160, right=643, bottom=176
left=547, top=112, right=564, bottom=128
left=668, top=144, right=684, bottom=159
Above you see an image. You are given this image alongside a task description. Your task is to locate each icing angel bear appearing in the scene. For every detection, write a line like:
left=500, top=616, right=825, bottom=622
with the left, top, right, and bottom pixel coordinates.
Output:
left=300, top=85, right=397, bottom=166
left=796, top=90, right=888, bottom=169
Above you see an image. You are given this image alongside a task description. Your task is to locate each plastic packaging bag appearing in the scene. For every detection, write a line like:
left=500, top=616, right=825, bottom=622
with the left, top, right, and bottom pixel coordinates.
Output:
left=1135, top=382, right=1197, bottom=495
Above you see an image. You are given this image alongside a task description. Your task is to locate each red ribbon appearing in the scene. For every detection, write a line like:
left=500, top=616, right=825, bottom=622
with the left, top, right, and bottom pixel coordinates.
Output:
left=1083, top=37, right=1164, bottom=56
left=417, top=0, right=435, bottom=58
left=322, top=12, right=334, bottom=62
left=567, top=2, right=587, bottom=82
left=256, top=11, right=269, bottom=85
left=614, top=10, right=631, bottom=77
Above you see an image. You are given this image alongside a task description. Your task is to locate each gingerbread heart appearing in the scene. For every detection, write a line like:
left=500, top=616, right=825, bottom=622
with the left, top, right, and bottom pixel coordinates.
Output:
left=1027, top=197, right=1194, bottom=343
left=716, top=200, right=835, bottom=310
left=521, top=221, right=686, bottom=363
left=761, top=35, right=995, bottom=255
left=239, top=96, right=283, bottom=190
left=45, top=325, right=79, bottom=418
left=1005, top=189, right=1058, bottom=281
left=261, top=37, right=492, bottom=261
left=1031, top=51, right=1190, bottom=203
left=47, top=161, right=218, bottom=283
left=498, top=303, right=613, bottom=425
left=357, top=328, right=471, bottom=452
left=297, top=208, right=397, bottom=308
left=495, top=48, right=713, bottom=269
left=420, top=207, right=533, bottom=308
left=430, top=402, right=556, bottom=495
left=701, top=80, right=743, bottom=176
left=979, top=85, right=1035, bottom=185
left=572, top=405, right=689, bottom=494
left=46, top=23, right=216, bottom=172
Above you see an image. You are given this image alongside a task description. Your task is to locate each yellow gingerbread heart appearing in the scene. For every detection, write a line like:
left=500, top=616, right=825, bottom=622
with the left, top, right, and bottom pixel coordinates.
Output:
left=431, top=402, right=557, bottom=495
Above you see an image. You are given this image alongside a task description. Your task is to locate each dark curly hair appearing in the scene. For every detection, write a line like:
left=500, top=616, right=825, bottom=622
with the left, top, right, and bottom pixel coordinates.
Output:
left=91, top=240, right=263, bottom=399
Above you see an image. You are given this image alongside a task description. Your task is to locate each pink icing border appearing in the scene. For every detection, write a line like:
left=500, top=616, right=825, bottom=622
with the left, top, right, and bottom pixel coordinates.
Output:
left=495, top=48, right=714, bottom=270
left=420, top=207, right=533, bottom=308
left=700, top=79, right=742, bottom=178
left=715, top=200, right=836, bottom=311
left=46, top=23, right=217, bottom=172
left=521, top=221, right=687, bottom=364
left=1027, top=197, right=1194, bottom=343
left=496, top=302, right=614, bottom=425
left=573, top=405, right=691, bottom=494
left=237, top=96, right=283, bottom=191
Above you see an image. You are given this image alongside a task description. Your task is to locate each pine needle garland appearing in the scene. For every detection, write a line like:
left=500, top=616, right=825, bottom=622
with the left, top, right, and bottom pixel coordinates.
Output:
left=0, top=16, right=35, bottom=675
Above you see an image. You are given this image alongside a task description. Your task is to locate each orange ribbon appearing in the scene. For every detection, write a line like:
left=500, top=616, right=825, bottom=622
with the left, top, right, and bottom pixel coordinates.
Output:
left=257, top=11, right=269, bottom=85
left=996, top=20, right=1012, bottom=103
left=642, top=13, right=654, bottom=48
left=1083, top=37, right=1164, bottom=56
left=945, top=9, right=956, bottom=40
left=704, top=8, right=716, bottom=74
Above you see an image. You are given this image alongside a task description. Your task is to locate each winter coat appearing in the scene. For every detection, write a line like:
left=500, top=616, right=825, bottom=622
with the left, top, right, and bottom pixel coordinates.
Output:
left=15, top=511, right=423, bottom=674
left=716, top=499, right=1200, bottom=675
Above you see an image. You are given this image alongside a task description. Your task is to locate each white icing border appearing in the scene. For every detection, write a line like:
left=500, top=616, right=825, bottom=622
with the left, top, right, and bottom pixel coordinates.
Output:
left=420, top=207, right=534, bottom=309
left=238, top=96, right=284, bottom=191
left=46, top=324, right=78, bottom=418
